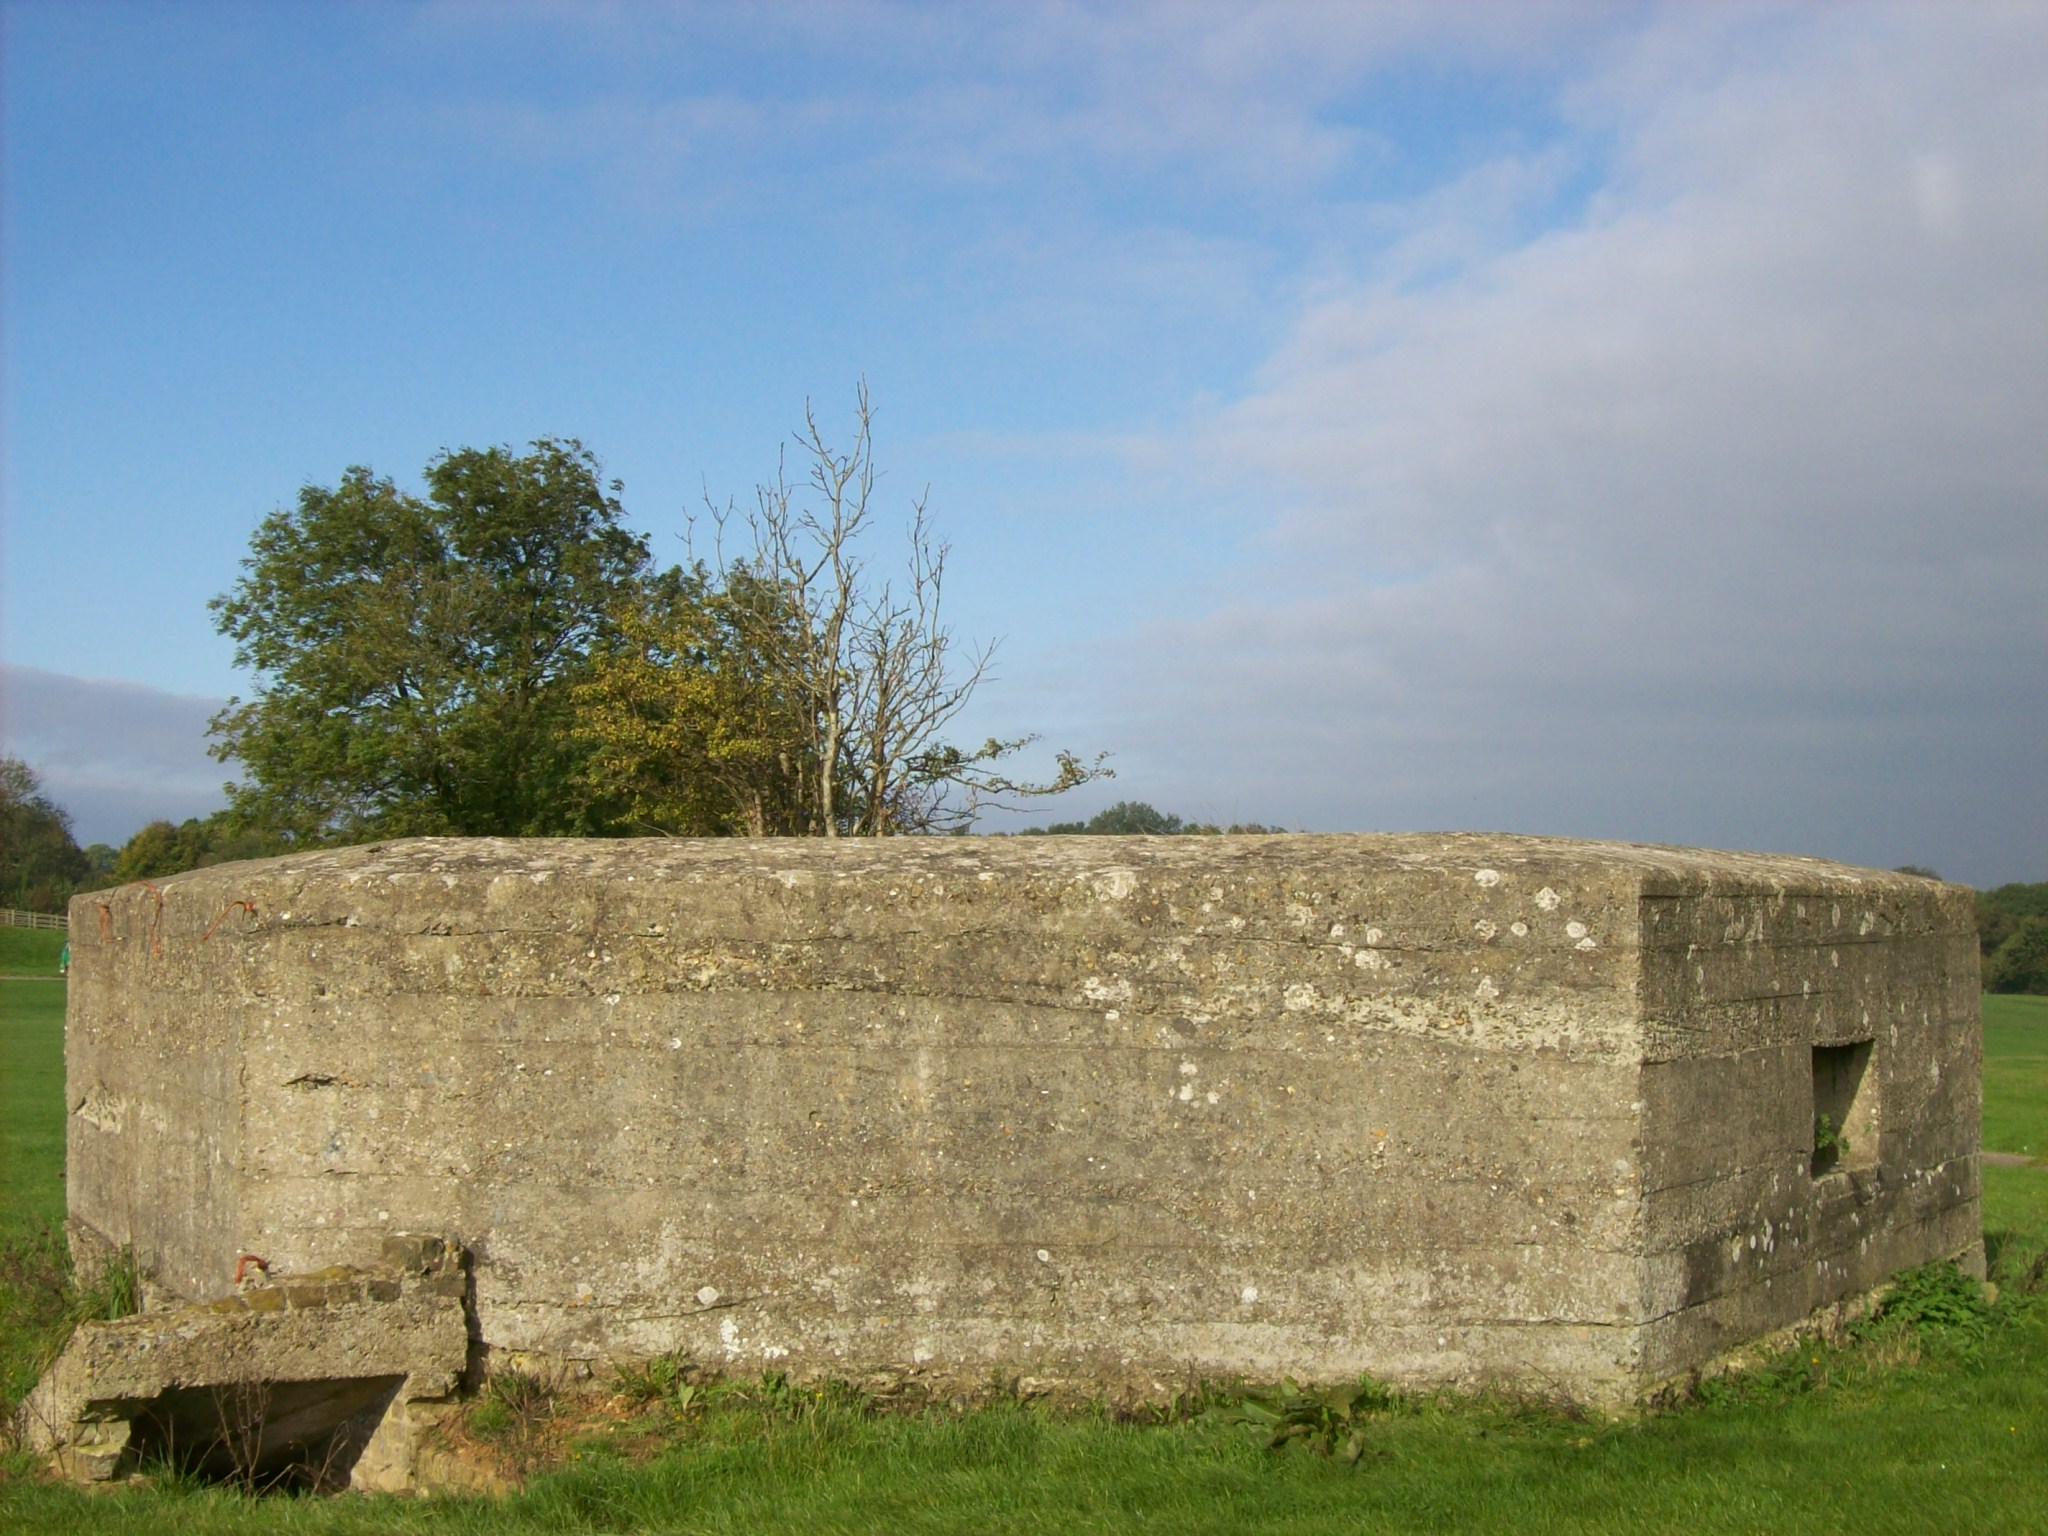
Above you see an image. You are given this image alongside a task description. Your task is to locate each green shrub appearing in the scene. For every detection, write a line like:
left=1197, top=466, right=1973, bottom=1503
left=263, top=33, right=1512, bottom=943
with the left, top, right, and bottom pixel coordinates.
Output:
left=1219, top=1377, right=1396, bottom=1464
left=1857, top=1260, right=1993, bottom=1336
left=1987, top=916, right=2048, bottom=995
left=1976, top=881, right=2048, bottom=980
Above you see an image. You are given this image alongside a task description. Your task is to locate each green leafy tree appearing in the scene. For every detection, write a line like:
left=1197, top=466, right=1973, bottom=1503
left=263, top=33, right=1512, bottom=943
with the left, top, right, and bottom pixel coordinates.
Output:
left=109, top=821, right=189, bottom=883
left=0, top=757, right=90, bottom=911
left=1073, top=801, right=1186, bottom=835
left=1975, top=882, right=2048, bottom=968
left=1027, top=801, right=1287, bottom=836
left=111, top=812, right=294, bottom=883
left=571, top=565, right=826, bottom=836
left=1987, top=916, right=2048, bottom=995
left=209, top=440, right=652, bottom=840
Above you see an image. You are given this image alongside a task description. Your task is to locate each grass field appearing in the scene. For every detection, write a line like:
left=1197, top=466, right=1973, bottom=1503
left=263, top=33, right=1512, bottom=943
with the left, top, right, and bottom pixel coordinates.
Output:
left=0, top=926, right=66, bottom=976
left=1982, top=992, right=2048, bottom=1161
left=0, top=979, right=66, bottom=1242
left=2, top=979, right=2044, bottom=1534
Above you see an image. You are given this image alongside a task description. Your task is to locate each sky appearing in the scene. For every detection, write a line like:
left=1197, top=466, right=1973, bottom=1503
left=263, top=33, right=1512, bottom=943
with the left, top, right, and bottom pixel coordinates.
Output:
left=2, top=1, right=2043, bottom=885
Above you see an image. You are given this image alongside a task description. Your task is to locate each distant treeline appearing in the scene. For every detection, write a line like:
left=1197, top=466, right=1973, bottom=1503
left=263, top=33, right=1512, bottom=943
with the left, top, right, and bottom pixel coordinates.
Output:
left=0, top=758, right=104, bottom=912
left=0, top=763, right=298, bottom=913
left=1975, top=881, right=2048, bottom=995
left=1017, top=801, right=1290, bottom=837
left=7, top=758, right=2042, bottom=996
left=1, top=777, right=1297, bottom=910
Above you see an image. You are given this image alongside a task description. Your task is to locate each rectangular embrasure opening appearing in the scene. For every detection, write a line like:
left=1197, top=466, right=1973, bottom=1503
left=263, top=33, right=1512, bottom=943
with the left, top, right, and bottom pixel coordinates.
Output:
left=1811, top=1040, right=1875, bottom=1177
left=126, top=1374, right=404, bottom=1492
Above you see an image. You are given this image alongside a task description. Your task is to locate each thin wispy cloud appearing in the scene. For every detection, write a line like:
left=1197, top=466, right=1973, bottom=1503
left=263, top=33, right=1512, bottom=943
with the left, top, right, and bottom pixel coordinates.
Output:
left=398, top=1, right=1603, bottom=213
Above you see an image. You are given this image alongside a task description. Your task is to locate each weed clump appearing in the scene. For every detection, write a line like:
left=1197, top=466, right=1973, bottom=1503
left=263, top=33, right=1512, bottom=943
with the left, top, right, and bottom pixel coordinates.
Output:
left=469, top=1368, right=560, bottom=1452
left=1858, top=1260, right=1994, bottom=1335
left=612, top=1351, right=702, bottom=1416
left=1217, top=1376, right=1397, bottom=1465
left=0, top=1226, right=137, bottom=1427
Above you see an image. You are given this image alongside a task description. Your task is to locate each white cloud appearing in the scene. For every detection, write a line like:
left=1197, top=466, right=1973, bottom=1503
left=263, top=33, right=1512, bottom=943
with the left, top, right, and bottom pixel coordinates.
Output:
left=0, top=666, right=230, bottom=847
left=10, top=2, right=2038, bottom=885
left=395, top=0, right=1608, bottom=209
left=1100, top=4, right=2048, bottom=885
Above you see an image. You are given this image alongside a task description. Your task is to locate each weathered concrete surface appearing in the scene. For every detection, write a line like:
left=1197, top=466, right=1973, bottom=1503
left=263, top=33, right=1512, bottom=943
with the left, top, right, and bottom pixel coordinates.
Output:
left=63, top=835, right=1981, bottom=1404
left=21, top=1235, right=467, bottom=1490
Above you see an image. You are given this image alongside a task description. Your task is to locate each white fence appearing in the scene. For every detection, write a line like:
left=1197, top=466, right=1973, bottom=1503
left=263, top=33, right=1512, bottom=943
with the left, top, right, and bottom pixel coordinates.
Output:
left=1, top=907, right=68, bottom=932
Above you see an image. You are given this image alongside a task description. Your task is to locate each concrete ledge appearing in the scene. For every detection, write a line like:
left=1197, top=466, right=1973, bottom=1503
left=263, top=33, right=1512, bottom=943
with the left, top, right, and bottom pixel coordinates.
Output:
left=20, top=1236, right=469, bottom=1491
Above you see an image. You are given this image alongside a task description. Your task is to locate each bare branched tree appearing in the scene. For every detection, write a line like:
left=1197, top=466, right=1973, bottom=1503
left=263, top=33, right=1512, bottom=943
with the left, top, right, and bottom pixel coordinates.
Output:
left=699, top=382, right=1108, bottom=835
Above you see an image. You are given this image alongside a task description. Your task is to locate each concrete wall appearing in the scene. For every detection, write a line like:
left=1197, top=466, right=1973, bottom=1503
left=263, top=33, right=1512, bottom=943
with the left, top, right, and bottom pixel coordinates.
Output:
left=65, top=834, right=1981, bottom=1403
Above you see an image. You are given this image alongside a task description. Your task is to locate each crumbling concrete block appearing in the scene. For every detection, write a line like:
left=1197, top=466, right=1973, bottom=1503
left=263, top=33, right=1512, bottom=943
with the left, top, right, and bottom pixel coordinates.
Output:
left=20, top=1237, right=468, bottom=1490
left=61, top=834, right=1980, bottom=1406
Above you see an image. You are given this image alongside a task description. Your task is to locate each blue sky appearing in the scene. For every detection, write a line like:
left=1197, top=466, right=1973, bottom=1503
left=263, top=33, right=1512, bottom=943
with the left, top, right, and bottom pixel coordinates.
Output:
left=3, top=1, right=2044, bottom=886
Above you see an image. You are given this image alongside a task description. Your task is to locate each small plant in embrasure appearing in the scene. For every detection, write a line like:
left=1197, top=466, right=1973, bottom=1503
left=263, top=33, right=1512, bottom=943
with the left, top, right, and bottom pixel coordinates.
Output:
left=732, top=1369, right=868, bottom=1423
left=1221, top=1377, right=1394, bottom=1464
left=1813, top=1112, right=1848, bottom=1168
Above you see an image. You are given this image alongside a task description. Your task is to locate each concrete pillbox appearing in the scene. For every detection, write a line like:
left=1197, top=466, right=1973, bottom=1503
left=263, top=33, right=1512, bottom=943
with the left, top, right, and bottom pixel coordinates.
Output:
left=64, top=833, right=1981, bottom=1404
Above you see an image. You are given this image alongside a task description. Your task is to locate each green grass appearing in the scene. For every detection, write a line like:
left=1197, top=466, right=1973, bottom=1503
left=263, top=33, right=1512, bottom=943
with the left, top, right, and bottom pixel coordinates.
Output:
left=1, top=979, right=81, bottom=1431
left=2, top=985, right=2046, bottom=1533
left=1982, top=992, right=2048, bottom=1160
left=1981, top=993, right=2048, bottom=1287
left=0, top=926, right=67, bottom=975
left=1, top=1324, right=2045, bottom=1535
left=0, top=980, right=66, bottom=1242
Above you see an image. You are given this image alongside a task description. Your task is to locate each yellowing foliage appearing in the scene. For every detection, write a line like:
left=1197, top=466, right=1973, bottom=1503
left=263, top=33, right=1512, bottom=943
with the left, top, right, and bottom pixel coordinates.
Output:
left=571, top=572, right=823, bottom=836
